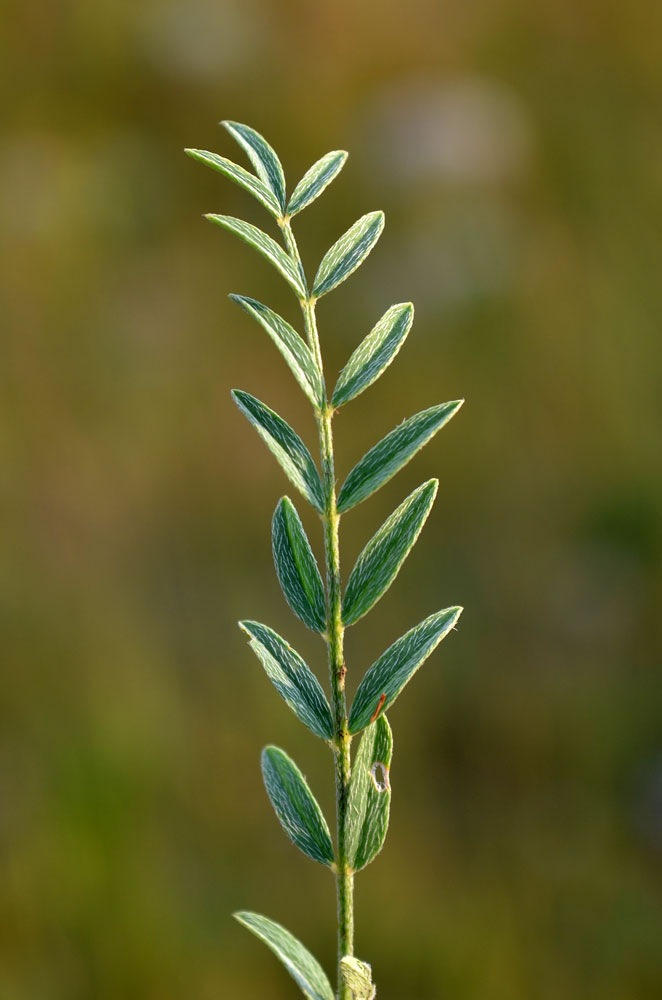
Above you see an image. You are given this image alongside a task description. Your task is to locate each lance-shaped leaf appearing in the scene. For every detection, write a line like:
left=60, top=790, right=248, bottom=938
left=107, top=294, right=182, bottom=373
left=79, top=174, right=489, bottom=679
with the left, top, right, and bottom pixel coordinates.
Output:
left=222, top=120, right=286, bottom=213
left=232, top=390, right=324, bottom=511
left=332, top=303, right=414, bottom=408
left=337, top=400, right=463, bottom=513
left=230, top=295, right=323, bottom=408
left=184, top=148, right=281, bottom=217
left=235, top=912, right=335, bottom=1000
left=343, top=480, right=438, bottom=627
left=239, top=621, right=333, bottom=740
left=272, top=498, right=327, bottom=632
left=340, top=957, right=376, bottom=1000
left=261, top=745, right=335, bottom=866
left=312, top=212, right=385, bottom=298
left=348, top=607, right=463, bottom=734
left=287, top=150, right=348, bottom=218
left=345, top=715, right=393, bottom=872
left=205, top=216, right=306, bottom=298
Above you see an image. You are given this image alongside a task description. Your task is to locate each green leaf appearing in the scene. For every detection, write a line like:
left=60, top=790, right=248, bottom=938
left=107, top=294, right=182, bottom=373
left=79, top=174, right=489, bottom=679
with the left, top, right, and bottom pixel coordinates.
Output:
left=332, top=303, right=414, bottom=408
left=340, top=957, right=376, bottom=1000
left=337, top=400, right=463, bottom=513
left=222, top=120, right=286, bottom=213
left=343, top=480, right=438, bottom=626
left=239, top=621, right=333, bottom=740
left=261, top=745, right=335, bottom=866
left=312, top=212, right=385, bottom=298
left=348, top=607, right=463, bottom=734
left=345, top=715, right=393, bottom=872
left=235, top=911, right=335, bottom=1000
left=205, top=215, right=306, bottom=298
left=232, top=390, right=324, bottom=511
left=184, top=148, right=281, bottom=217
left=287, top=150, right=348, bottom=218
left=229, top=295, right=324, bottom=408
left=272, top=498, right=327, bottom=633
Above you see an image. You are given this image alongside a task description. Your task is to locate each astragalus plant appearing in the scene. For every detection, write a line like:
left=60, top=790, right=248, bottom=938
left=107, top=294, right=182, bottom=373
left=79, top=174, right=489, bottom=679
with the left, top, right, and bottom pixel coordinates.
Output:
left=186, top=122, right=463, bottom=1000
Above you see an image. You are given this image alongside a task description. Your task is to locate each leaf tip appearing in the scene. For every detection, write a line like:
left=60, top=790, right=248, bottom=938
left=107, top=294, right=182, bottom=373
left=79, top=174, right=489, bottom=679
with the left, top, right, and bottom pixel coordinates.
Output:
left=261, top=744, right=279, bottom=766
left=448, top=605, right=464, bottom=626
left=233, top=910, right=254, bottom=929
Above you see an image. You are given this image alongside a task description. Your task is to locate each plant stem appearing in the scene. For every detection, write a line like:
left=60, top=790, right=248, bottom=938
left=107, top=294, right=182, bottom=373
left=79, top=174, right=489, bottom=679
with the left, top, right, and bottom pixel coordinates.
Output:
left=281, top=219, right=354, bottom=1000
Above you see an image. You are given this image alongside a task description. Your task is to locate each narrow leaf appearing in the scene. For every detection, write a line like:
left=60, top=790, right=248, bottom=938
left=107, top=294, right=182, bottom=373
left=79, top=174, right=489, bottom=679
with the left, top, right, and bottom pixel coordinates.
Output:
left=230, top=295, right=324, bottom=408
left=240, top=621, right=333, bottom=740
left=235, top=911, right=335, bottom=1000
left=272, top=497, right=327, bottom=632
left=345, top=715, right=393, bottom=872
left=337, top=400, right=463, bottom=513
left=332, top=303, right=414, bottom=408
left=205, top=215, right=306, bottom=298
left=312, top=212, right=385, bottom=298
left=340, top=957, right=376, bottom=1000
left=222, top=120, right=286, bottom=213
left=348, top=607, right=463, bottom=734
left=343, top=480, right=438, bottom=626
left=184, top=148, right=280, bottom=217
left=232, top=390, right=324, bottom=511
left=261, top=745, right=335, bottom=866
left=287, top=150, right=348, bottom=217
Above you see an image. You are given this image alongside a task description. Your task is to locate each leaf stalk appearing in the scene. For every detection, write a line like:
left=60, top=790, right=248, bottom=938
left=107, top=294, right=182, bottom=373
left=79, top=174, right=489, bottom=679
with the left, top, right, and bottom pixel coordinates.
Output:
left=283, top=218, right=354, bottom=998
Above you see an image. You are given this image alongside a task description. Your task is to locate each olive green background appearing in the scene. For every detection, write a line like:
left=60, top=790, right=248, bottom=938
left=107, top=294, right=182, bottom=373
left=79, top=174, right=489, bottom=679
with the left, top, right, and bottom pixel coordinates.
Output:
left=2, top=1, right=661, bottom=998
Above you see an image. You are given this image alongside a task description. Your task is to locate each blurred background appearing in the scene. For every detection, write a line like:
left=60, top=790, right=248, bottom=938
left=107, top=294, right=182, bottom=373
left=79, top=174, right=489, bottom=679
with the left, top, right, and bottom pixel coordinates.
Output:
left=2, top=1, right=661, bottom=997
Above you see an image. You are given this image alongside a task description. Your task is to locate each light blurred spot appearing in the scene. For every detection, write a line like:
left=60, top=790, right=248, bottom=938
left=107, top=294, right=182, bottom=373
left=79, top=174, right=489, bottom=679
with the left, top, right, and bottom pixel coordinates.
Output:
left=360, top=74, right=534, bottom=186
left=367, top=197, right=520, bottom=311
left=0, top=134, right=70, bottom=240
left=139, top=0, right=271, bottom=81
left=0, top=131, right=163, bottom=243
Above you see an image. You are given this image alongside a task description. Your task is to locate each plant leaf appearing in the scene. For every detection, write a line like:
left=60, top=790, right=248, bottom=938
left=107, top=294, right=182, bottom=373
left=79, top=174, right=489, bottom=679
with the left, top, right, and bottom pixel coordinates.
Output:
left=312, top=212, right=385, bottom=298
left=222, top=120, right=286, bottom=213
left=272, top=498, right=327, bottom=632
left=261, top=745, right=335, bottom=866
left=287, top=150, right=348, bottom=217
left=348, top=607, right=463, bottom=734
left=205, top=215, right=306, bottom=298
left=337, top=400, right=463, bottom=513
left=340, top=957, right=376, bottom=1000
left=184, top=148, right=281, bottom=217
left=235, top=911, right=335, bottom=1000
left=232, top=390, right=324, bottom=511
left=332, top=303, right=414, bottom=408
left=343, top=480, right=438, bottom=626
left=345, top=715, right=393, bottom=872
left=240, top=621, right=333, bottom=740
left=229, top=295, right=324, bottom=408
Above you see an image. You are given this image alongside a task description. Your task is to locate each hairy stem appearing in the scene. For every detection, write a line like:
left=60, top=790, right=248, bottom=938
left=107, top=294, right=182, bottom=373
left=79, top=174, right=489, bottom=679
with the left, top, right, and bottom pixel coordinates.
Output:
left=282, top=219, right=354, bottom=999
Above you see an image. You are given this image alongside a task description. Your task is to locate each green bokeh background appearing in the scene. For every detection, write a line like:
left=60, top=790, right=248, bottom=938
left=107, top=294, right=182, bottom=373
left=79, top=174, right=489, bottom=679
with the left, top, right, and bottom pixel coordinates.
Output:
left=3, top=1, right=661, bottom=998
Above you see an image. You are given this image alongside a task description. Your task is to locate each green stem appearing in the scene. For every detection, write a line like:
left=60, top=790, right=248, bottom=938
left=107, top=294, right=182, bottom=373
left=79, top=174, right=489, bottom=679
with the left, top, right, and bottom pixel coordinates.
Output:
left=281, top=219, right=354, bottom=999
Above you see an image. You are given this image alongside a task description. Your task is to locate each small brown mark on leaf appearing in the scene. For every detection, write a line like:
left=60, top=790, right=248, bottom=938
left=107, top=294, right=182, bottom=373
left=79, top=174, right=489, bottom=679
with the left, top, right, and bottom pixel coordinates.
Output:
left=370, top=693, right=386, bottom=723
